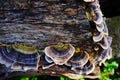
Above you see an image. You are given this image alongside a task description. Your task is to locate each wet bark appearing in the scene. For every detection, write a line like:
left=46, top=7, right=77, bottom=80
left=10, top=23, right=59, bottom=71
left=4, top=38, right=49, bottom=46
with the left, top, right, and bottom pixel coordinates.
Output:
left=0, top=0, right=92, bottom=50
left=0, top=0, right=97, bottom=79
left=0, top=0, right=119, bottom=79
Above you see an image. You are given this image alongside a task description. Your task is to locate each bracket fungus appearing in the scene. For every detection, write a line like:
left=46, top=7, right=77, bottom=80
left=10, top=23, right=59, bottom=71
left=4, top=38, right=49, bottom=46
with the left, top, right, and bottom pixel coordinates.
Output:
left=0, top=43, right=39, bottom=71
left=66, top=51, right=89, bottom=68
left=44, top=43, right=75, bottom=65
left=71, top=60, right=95, bottom=75
left=0, top=0, right=112, bottom=79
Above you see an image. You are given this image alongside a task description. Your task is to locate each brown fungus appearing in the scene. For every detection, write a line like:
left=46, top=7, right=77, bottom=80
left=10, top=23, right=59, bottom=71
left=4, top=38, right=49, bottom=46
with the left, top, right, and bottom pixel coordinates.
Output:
left=44, top=43, right=75, bottom=65
left=84, top=0, right=95, bottom=2
left=108, top=47, right=112, bottom=59
left=66, top=51, right=89, bottom=68
left=103, top=20, right=109, bottom=35
left=45, top=55, right=54, bottom=63
left=93, top=31, right=104, bottom=42
left=71, top=60, right=95, bottom=75
left=96, top=22, right=104, bottom=32
left=97, top=36, right=111, bottom=49
left=93, top=10, right=103, bottom=25
left=97, top=48, right=110, bottom=65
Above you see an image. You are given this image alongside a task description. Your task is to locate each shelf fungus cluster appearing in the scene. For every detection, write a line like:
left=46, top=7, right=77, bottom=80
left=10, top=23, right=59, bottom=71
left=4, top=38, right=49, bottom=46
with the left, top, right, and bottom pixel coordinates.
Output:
left=0, top=0, right=112, bottom=79
left=85, top=0, right=112, bottom=65
left=38, top=42, right=99, bottom=79
left=38, top=0, right=112, bottom=79
left=0, top=43, right=39, bottom=71
left=41, top=42, right=95, bottom=75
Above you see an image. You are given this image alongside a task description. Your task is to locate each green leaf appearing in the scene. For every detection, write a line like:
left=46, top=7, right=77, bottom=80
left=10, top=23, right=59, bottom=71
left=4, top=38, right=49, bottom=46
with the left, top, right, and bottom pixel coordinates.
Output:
left=105, top=61, right=119, bottom=69
left=110, top=68, right=115, bottom=75
left=20, top=77, right=29, bottom=80
left=111, top=61, right=119, bottom=69
left=60, top=77, right=65, bottom=80
left=32, top=77, right=38, bottom=80
left=100, top=74, right=112, bottom=80
left=103, top=67, right=109, bottom=72
left=114, top=78, right=120, bottom=80
left=79, top=78, right=85, bottom=80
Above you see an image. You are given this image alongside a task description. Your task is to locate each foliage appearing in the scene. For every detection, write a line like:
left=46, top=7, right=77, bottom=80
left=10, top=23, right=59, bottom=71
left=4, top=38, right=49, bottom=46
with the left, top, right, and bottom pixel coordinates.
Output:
left=59, top=61, right=120, bottom=80
left=6, top=77, right=38, bottom=80
left=100, top=61, right=119, bottom=80
left=60, top=76, right=85, bottom=80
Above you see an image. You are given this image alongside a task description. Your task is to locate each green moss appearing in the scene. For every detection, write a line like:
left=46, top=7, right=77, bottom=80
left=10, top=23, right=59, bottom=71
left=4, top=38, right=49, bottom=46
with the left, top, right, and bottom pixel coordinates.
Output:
left=52, top=42, right=69, bottom=51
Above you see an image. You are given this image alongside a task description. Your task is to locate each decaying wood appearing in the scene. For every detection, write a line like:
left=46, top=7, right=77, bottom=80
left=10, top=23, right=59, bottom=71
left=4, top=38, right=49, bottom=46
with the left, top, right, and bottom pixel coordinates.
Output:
left=0, top=62, right=100, bottom=79
left=0, top=0, right=101, bottom=79
left=0, top=0, right=93, bottom=49
left=37, top=54, right=101, bottom=79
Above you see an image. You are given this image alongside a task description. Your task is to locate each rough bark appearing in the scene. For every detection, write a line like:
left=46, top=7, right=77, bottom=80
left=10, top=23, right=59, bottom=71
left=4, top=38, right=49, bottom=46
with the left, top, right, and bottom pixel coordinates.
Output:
left=0, top=0, right=99, bottom=79
left=0, top=0, right=92, bottom=49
